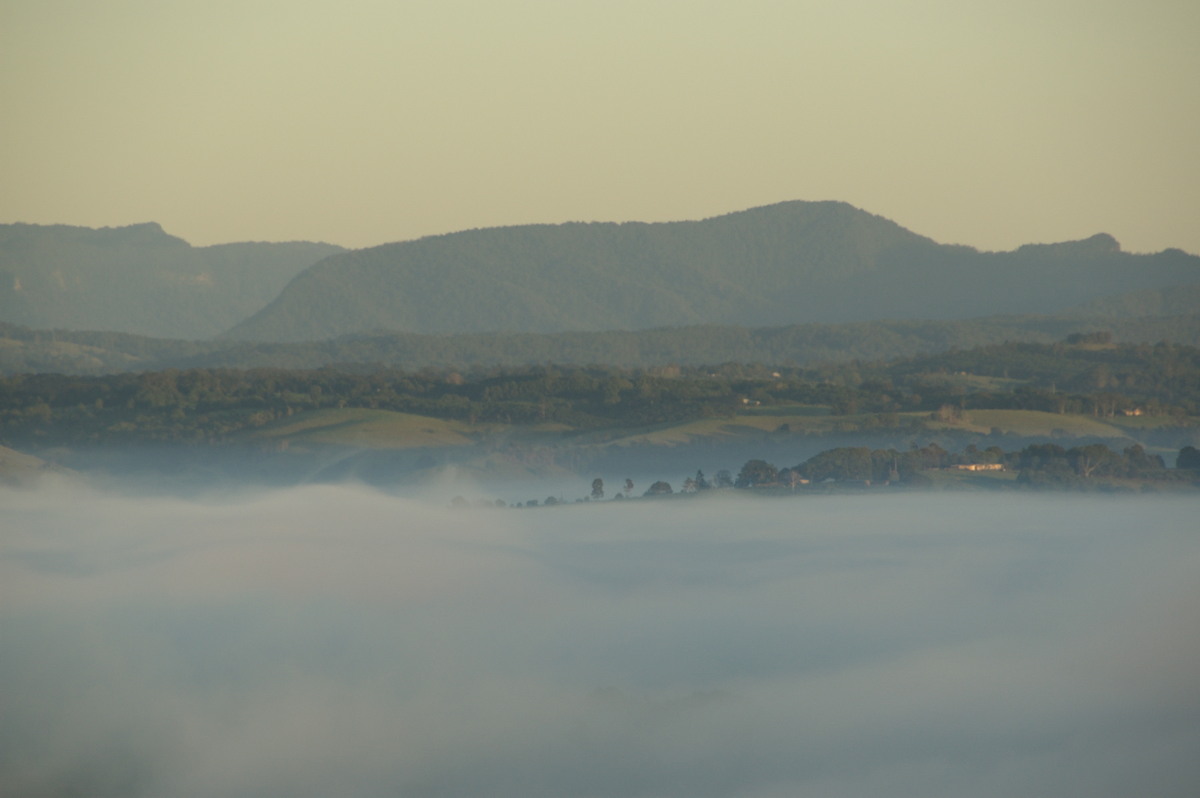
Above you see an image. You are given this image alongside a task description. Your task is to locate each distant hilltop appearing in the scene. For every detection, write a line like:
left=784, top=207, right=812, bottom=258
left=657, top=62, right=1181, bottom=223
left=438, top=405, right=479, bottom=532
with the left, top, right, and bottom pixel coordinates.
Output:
left=0, top=222, right=343, bottom=339
left=2, top=202, right=1197, bottom=342
left=223, top=201, right=1199, bottom=342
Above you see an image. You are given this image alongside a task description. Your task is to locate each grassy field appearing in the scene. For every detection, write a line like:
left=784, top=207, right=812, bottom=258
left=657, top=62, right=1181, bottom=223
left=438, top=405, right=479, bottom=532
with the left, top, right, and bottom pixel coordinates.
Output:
left=913, top=373, right=1030, bottom=393
left=604, top=406, right=1168, bottom=449
left=248, top=408, right=482, bottom=449
left=941, top=409, right=1130, bottom=438
left=601, top=412, right=851, bottom=447
left=243, top=404, right=1188, bottom=454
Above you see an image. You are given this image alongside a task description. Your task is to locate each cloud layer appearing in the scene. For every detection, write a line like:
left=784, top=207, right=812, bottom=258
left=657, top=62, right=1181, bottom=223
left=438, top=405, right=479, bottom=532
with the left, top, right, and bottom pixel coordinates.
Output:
left=3, top=486, right=1198, bottom=797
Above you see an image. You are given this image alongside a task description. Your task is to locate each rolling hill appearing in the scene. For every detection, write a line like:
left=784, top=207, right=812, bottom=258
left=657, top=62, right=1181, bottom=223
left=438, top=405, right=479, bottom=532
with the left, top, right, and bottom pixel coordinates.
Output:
left=0, top=222, right=344, bottom=338
left=3, top=312, right=1198, bottom=376
left=224, top=201, right=1200, bottom=342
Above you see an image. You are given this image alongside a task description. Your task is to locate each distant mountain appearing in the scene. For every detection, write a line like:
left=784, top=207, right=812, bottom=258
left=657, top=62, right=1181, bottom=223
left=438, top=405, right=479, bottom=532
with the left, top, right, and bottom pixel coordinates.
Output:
left=1065, top=282, right=1200, bottom=318
left=0, top=222, right=344, bottom=338
left=224, top=201, right=1200, bottom=342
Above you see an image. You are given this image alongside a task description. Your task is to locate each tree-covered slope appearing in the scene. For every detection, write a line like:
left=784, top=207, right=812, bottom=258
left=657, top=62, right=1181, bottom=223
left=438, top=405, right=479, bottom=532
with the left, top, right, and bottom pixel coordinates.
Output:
left=1064, top=281, right=1200, bottom=317
left=3, top=312, right=1199, bottom=376
left=224, top=201, right=1199, bottom=342
left=3, top=342, right=1197, bottom=454
left=0, top=222, right=344, bottom=338
left=224, top=201, right=938, bottom=340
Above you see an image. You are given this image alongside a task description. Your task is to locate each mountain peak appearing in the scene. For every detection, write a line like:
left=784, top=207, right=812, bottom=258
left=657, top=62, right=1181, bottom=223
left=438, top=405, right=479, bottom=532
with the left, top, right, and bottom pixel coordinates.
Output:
left=0, top=223, right=344, bottom=338
left=224, top=203, right=1198, bottom=342
left=1072, top=233, right=1121, bottom=254
left=108, top=221, right=165, bottom=234
left=1017, top=232, right=1121, bottom=256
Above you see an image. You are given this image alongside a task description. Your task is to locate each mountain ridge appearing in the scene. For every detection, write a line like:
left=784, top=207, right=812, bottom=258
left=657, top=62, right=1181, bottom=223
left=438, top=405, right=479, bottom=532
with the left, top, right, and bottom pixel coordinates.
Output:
left=224, top=201, right=1198, bottom=342
left=0, top=222, right=344, bottom=338
left=4, top=203, right=1197, bottom=345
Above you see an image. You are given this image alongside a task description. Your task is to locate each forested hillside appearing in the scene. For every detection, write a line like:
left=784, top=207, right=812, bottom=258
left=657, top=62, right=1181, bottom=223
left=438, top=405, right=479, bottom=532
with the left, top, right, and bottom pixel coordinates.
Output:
left=3, top=340, right=1196, bottom=449
left=1066, top=283, right=1200, bottom=317
left=0, top=222, right=343, bottom=337
left=226, top=201, right=1200, bottom=341
left=4, top=314, right=1199, bottom=376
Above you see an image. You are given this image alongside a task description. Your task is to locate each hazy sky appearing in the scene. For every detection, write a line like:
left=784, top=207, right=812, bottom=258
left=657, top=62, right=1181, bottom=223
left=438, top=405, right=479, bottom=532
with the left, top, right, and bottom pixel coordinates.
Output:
left=2, top=0, right=1198, bottom=253
left=3, top=486, right=1199, bottom=797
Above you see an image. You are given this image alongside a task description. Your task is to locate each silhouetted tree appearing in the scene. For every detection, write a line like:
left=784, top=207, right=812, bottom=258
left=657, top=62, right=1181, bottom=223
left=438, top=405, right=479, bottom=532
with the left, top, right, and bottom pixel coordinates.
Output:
left=798, top=447, right=872, bottom=481
left=735, top=459, right=778, bottom=488
left=1176, top=446, right=1200, bottom=470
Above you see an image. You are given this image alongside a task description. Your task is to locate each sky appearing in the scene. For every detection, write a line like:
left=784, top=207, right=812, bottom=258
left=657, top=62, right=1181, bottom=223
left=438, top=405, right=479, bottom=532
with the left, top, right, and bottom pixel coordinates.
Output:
left=3, top=485, right=1199, bottom=797
left=2, top=0, right=1198, bottom=254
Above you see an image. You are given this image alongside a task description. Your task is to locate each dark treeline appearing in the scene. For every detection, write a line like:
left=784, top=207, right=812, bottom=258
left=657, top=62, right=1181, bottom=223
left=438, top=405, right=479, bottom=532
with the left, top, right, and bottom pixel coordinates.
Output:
left=3, top=314, right=1200, bottom=377
left=726, top=441, right=1190, bottom=491
left=851, top=338, right=1200, bottom=416
left=1, top=340, right=1198, bottom=449
left=0, top=365, right=741, bottom=445
left=500, top=442, right=1200, bottom=507
left=886, top=336, right=1200, bottom=403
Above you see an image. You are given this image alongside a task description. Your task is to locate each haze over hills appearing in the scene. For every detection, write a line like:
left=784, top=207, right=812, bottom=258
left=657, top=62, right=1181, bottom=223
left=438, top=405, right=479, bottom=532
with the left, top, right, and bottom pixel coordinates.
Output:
left=1067, top=283, right=1200, bottom=318
left=0, top=222, right=344, bottom=338
left=3, top=312, right=1198, bottom=376
left=3, top=202, right=1197, bottom=350
left=225, top=201, right=1200, bottom=343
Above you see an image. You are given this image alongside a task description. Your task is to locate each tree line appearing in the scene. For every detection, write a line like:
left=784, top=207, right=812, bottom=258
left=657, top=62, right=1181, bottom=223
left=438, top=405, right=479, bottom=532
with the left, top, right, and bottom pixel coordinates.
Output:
left=465, top=442, right=1199, bottom=508
left=3, top=314, right=1199, bottom=378
left=720, top=441, right=1188, bottom=489
left=612, top=441, right=1198, bottom=500
left=1, top=340, right=1197, bottom=448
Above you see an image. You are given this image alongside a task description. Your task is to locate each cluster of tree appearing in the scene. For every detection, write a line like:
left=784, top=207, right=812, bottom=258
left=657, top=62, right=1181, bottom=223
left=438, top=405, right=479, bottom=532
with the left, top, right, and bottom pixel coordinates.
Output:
left=223, top=202, right=1200, bottom=343
left=562, top=442, right=1196, bottom=504
left=0, top=366, right=743, bottom=446
left=460, top=440, right=1200, bottom=508
left=1179, top=446, right=1200, bottom=470
left=3, top=314, right=1199, bottom=378
left=713, top=442, right=1190, bottom=491
left=877, top=340, right=1200, bottom=413
left=2, top=340, right=1198, bottom=448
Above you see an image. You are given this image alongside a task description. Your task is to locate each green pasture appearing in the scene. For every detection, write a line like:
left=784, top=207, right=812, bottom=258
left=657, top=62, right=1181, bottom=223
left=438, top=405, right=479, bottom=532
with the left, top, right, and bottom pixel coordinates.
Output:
left=249, top=408, right=480, bottom=448
left=606, top=406, right=1156, bottom=448
left=951, top=409, right=1130, bottom=438
left=244, top=404, right=1189, bottom=454
left=915, top=372, right=1030, bottom=393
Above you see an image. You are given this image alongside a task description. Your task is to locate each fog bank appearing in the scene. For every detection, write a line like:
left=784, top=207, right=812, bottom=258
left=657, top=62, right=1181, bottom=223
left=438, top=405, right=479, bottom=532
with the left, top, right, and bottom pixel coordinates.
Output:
left=2, top=486, right=1198, bottom=797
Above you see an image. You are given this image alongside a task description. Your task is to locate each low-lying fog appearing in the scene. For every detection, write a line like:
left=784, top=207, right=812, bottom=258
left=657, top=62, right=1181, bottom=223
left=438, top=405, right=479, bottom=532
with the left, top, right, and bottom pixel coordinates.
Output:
left=2, top=484, right=1198, bottom=797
